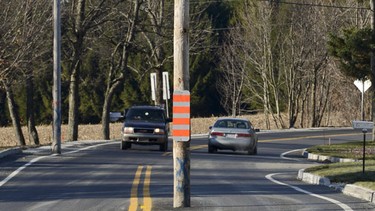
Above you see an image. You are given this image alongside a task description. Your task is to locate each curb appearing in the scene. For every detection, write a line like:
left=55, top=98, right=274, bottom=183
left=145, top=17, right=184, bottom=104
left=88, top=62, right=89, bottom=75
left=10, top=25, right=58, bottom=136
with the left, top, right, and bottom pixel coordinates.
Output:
left=303, top=150, right=358, bottom=163
left=301, top=151, right=374, bottom=204
left=297, top=169, right=375, bottom=204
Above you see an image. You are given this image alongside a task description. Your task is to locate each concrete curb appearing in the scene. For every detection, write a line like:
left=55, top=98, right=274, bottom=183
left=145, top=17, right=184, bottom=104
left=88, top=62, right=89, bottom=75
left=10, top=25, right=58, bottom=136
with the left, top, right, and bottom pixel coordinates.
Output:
left=297, top=169, right=330, bottom=186
left=303, top=150, right=358, bottom=163
left=297, top=169, right=375, bottom=204
left=301, top=151, right=374, bottom=204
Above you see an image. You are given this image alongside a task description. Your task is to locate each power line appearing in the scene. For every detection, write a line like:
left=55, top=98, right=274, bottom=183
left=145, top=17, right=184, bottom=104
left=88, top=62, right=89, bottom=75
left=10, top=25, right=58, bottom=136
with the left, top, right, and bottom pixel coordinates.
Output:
left=267, top=0, right=369, bottom=10
left=188, top=0, right=370, bottom=10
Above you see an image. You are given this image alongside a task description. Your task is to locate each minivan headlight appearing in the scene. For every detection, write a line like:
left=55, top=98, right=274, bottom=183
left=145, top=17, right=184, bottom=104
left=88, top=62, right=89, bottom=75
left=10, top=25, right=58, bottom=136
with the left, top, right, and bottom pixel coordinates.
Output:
left=154, top=128, right=165, bottom=134
left=123, top=127, right=134, bottom=134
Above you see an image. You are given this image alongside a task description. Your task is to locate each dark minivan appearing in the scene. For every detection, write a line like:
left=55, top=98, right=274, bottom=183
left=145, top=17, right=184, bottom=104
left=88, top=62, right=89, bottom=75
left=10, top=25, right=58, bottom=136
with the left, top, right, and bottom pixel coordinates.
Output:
left=121, top=105, right=171, bottom=151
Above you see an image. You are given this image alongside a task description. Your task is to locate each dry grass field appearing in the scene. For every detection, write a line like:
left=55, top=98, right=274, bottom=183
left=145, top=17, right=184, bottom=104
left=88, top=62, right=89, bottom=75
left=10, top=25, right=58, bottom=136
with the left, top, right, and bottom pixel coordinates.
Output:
left=0, top=113, right=351, bottom=149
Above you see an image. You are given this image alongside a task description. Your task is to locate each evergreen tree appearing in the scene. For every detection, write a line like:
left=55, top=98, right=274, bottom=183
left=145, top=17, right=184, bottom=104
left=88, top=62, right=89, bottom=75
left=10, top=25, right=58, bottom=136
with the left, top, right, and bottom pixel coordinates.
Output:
left=328, top=27, right=373, bottom=80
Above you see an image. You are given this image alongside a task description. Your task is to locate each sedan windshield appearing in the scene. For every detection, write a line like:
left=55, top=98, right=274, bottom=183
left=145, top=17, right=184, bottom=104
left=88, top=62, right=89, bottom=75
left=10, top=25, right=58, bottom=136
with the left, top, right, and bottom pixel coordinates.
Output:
left=214, top=120, right=249, bottom=129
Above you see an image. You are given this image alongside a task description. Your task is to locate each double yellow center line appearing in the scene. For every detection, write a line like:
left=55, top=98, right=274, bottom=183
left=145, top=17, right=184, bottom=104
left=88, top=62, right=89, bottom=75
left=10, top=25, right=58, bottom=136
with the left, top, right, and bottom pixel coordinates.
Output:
left=129, top=165, right=152, bottom=211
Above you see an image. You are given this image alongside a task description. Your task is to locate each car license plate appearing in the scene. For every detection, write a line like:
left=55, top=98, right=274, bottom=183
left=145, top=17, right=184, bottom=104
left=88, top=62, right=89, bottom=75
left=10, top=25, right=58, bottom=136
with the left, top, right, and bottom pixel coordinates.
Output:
left=226, top=134, right=236, bottom=138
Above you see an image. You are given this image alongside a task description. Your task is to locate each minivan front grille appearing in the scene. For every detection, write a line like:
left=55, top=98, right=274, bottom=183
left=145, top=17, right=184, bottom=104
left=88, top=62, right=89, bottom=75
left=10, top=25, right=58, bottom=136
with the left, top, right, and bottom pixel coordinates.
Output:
left=134, top=128, right=154, bottom=134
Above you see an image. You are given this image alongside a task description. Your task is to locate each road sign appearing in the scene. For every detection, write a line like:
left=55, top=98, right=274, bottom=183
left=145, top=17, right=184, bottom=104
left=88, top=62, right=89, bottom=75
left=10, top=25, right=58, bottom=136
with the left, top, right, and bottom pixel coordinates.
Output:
left=150, top=73, right=157, bottom=101
left=354, top=79, right=371, bottom=93
left=162, top=72, right=170, bottom=100
left=173, top=90, right=190, bottom=142
left=352, top=120, right=374, bottom=130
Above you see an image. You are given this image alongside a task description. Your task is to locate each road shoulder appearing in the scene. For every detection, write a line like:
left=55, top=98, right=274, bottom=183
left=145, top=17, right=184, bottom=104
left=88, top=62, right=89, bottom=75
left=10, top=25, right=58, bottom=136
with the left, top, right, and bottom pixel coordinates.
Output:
left=299, top=151, right=375, bottom=204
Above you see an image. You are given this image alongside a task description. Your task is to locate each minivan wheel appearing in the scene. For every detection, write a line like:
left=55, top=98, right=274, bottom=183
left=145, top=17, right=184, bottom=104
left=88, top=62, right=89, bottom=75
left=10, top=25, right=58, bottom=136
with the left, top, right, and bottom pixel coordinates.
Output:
left=121, top=141, right=131, bottom=150
left=160, top=141, right=168, bottom=152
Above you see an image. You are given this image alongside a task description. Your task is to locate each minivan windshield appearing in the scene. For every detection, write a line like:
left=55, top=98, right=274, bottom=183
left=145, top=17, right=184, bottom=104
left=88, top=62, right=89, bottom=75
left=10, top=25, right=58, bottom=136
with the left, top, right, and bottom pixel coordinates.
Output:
left=126, top=109, right=165, bottom=122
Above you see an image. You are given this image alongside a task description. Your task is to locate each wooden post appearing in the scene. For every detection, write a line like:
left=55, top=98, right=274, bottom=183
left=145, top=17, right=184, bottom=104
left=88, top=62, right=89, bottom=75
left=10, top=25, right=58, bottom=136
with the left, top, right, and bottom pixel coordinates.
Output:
left=371, top=0, right=375, bottom=141
left=173, top=0, right=190, bottom=208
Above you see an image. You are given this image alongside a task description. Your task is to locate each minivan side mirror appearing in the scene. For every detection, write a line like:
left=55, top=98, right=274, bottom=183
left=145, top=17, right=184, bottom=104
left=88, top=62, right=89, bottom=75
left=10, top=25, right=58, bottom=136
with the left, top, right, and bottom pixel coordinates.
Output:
left=110, top=112, right=123, bottom=122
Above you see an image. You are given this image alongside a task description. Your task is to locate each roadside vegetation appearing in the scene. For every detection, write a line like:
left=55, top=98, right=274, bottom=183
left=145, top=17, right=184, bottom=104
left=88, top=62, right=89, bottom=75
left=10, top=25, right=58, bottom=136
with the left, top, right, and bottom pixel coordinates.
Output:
left=1, top=1, right=373, bottom=148
left=306, top=141, right=375, bottom=190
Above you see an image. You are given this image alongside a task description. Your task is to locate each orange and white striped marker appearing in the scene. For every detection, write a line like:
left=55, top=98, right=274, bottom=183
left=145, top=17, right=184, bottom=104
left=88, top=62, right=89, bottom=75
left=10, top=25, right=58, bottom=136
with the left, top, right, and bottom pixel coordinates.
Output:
left=173, top=90, right=190, bottom=142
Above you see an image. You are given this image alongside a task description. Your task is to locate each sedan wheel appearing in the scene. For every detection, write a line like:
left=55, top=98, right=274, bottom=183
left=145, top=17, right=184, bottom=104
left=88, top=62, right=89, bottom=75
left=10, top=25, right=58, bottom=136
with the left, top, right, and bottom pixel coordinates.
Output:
left=248, top=146, right=257, bottom=155
left=208, top=144, right=217, bottom=153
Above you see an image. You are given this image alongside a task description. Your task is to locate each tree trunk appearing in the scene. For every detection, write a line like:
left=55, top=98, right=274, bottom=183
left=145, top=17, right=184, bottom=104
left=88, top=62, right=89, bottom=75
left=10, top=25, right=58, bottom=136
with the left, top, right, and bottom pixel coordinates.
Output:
left=370, top=0, right=375, bottom=141
left=67, top=0, right=85, bottom=142
left=101, top=0, right=141, bottom=140
left=102, top=79, right=122, bottom=140
left=4, top=82, right=26, bottom=146
left=68, top=67, right=79, bottom=141
left=311, top=68, right=318, bottom=127
left=26, top=75, right=39, bottom=145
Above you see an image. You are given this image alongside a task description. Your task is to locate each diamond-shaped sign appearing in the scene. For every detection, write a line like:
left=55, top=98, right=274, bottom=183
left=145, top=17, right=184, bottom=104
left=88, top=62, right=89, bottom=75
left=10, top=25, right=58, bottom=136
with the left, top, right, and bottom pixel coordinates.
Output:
left=354, top=79, right=371, bottom=93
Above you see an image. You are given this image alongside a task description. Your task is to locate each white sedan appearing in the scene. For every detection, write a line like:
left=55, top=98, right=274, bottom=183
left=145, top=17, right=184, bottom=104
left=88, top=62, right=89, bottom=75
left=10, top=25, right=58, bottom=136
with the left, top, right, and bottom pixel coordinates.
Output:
left=208, top=118, right=259, bottom=155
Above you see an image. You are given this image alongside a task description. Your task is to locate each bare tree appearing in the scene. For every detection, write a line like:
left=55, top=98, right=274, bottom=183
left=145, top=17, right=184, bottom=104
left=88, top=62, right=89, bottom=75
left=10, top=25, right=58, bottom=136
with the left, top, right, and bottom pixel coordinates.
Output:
left=219, top=0, right=367, bottom=129
left=229, top=1, right=286, bottom=129
left=0, top=0, right=51, bottom=146
left=63, top=0, right=113, bottom=141
left=217, top=33, right=246, bottom=117
left=100, top=0, right=142, bottom=140
left=140, top=0, right=172, bottom=106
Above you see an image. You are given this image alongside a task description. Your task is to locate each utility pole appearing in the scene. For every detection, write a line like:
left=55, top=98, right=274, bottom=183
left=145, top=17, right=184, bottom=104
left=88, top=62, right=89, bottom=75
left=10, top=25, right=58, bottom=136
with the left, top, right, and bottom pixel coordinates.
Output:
left=173, top=0, right=190, bottom=208
left=371, top=0, right=375, bottom=141
left=52, top=0, right=61, bottom=154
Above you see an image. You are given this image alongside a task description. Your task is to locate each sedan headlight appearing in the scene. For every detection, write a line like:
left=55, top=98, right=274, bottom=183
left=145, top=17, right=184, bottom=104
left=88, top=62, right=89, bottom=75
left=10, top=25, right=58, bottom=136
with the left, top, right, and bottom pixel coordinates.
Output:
left=154, top=128, right=165, bottom=135
left=123, top=127, right=134, bottom=134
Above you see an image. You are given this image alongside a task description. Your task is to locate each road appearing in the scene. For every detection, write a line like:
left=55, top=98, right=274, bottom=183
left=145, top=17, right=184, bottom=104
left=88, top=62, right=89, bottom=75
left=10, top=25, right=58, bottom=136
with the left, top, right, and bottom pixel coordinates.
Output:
left=0, top=128, right=375, bottom=210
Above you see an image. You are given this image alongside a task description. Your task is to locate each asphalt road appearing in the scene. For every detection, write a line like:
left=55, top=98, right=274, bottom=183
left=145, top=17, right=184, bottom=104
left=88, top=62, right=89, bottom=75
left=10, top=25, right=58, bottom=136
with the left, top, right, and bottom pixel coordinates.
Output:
left=1, top=128, right=375, bottom=210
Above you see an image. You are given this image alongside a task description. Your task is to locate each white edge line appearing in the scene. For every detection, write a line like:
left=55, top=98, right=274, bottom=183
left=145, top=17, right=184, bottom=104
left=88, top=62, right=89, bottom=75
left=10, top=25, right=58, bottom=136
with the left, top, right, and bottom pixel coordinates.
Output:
left=0, top=142, right=116, bottom=187
left=280, top=148, right=306, bottom=161
left=265, top=173, right=353, bottom=211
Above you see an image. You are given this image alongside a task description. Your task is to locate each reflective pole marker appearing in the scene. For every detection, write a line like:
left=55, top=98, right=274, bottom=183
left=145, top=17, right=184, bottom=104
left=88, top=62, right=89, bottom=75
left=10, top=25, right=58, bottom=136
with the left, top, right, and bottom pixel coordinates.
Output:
left=173, top=90, right=190, bottom=142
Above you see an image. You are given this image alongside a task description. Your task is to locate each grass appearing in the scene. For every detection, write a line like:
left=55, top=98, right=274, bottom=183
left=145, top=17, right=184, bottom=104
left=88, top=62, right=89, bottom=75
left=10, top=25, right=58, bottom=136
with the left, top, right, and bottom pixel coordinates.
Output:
left=305, top=161, right=375, bottom=190
left=306, top=141, right=375, bottom=190
left=307, top=141, right=375, bottom=159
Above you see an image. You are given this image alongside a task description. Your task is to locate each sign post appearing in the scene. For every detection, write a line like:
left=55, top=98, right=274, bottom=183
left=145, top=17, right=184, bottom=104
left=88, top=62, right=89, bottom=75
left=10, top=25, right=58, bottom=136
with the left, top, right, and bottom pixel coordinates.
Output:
left=352, top=120, right=374, bottom=175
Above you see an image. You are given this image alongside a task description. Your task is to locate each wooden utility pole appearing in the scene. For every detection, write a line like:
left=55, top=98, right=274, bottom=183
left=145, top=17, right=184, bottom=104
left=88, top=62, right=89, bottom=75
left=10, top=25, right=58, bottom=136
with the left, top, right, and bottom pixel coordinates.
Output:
left=52, top=0, right=61, bottom=154
left=173, top=0, right=190, bottom=208
left=371, top=0, right=375, bottom=141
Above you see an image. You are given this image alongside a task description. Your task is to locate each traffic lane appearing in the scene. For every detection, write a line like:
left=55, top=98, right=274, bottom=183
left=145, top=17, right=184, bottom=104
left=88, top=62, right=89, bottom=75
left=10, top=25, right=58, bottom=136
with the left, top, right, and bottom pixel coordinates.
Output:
left=257, top=129, right=369, bottom=159
left=267, top=173, right=375, bottom=210
left=0, top=142, right=172, bottom=211
left=0, top=128, right=372, bottom=210
left=192, top=128, right=366, bottom=158
left=182, top=136, right=375, bottom=210
left=153, top=148, right=361, bottom=210
left=259, top=128, right=367, bottom=145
